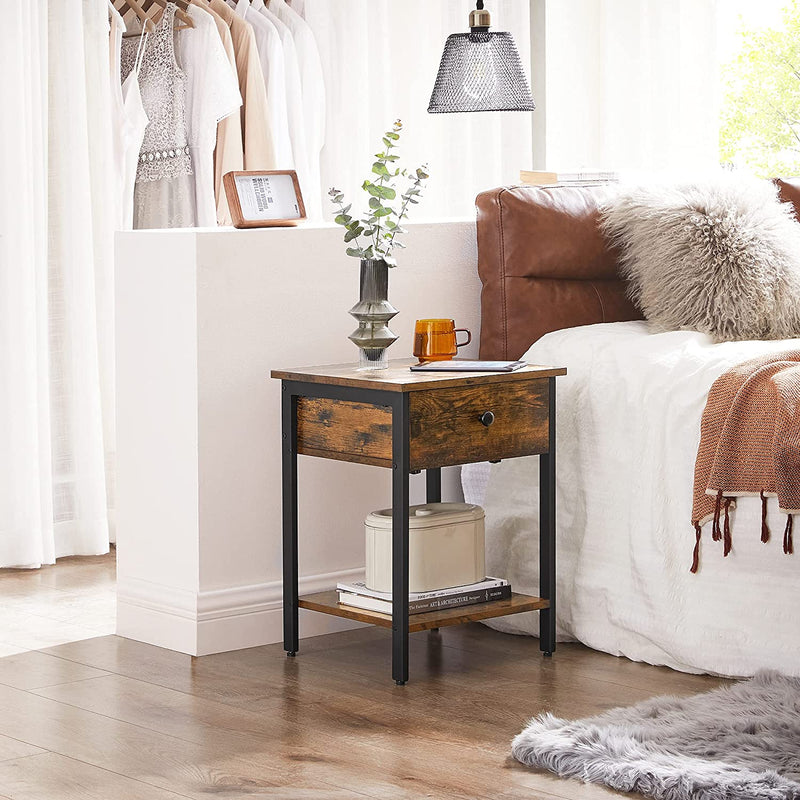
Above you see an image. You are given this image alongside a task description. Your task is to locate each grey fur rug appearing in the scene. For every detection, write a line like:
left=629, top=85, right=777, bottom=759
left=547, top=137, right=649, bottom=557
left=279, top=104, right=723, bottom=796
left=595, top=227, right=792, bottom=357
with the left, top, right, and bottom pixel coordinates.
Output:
left=512, top=671, right=800, bottom=800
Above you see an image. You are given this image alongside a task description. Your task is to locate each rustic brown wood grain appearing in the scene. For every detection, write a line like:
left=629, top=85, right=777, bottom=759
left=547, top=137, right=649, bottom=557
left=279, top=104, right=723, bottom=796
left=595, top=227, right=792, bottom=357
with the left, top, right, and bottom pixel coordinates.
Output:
left=298, top=591, right=549, bottom=633
left=296, top=397, right=392, bottom=466
left=271, top=359, right=566, bottom=392
left=409, top=379, right=549, bottom=470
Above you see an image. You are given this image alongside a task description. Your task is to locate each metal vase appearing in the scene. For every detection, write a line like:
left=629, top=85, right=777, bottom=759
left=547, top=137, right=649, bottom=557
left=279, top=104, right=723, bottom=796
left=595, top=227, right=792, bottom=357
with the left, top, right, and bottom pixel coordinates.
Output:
left=348, top=259, right=398, bottom=370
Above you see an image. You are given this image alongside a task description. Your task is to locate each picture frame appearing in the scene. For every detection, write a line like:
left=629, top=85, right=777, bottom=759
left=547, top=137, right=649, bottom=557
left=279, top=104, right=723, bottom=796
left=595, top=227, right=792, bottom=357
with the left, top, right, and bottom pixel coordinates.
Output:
left=222, top=170, right=306, bottom=229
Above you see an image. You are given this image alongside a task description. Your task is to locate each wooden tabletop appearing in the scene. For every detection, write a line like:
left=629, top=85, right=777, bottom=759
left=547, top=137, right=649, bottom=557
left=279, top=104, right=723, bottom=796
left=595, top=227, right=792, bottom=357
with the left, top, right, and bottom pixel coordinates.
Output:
left=270, top=359, right=566, bottom=392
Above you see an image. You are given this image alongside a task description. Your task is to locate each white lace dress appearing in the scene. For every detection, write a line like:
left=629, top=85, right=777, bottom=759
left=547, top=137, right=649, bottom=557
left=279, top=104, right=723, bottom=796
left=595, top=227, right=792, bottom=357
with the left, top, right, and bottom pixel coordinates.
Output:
left=121, top=3, right=195, bottom=229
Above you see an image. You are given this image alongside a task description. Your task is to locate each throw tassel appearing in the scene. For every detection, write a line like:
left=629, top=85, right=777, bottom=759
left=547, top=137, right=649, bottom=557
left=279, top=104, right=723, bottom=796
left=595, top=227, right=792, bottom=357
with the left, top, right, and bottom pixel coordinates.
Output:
left=723, top=497, right=732, bottom=556
left=712, top=490, right=723, bottom=542
left=761, top=490, right=770, bottom=543
left=690, top=523, right=702, bottom=573
left=784, top=514, right=794, bottom=555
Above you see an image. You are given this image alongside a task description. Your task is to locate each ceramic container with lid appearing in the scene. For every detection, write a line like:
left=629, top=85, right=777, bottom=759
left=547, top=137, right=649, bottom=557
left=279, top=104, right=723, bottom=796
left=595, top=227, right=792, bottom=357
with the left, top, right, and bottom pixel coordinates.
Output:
left=364, top=502, right=485, bottom=593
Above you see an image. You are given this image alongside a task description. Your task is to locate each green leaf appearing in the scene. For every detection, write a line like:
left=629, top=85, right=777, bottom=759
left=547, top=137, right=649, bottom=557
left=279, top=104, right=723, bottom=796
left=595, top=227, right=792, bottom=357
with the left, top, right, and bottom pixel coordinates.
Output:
left=385, top=219, right=397, bottom=229
left=386, top=131, right=400, bottom=140
left=416, top=167, right=429, bottom=179
left=363, top=228, right=375, bottom=237
left=393, top=241, right=406, bottom=248
left=386, top=154, right=400, bottom=162
left=373, top=206, right=392, bottom=217
left=372, top=161, right=391, bottom=177
left=382, top=137, right=391, bottom=147
left=346, top=247, right=364, bottom=258
left=368, top=197, right=381, bottom=209
left=373, top=185, right=396, bottom=200
left=407, top=198, right=418, bottom=204
left=334, top=214, right=352, bottom=225
left=343, top=226, right=364, bottom=242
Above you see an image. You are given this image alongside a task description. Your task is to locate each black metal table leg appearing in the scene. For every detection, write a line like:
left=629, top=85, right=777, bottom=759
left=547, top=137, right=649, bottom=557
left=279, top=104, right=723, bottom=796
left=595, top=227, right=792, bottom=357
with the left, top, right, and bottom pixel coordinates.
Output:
left=391, top=394, right=410, bottom=685
left=426, top=467, right=441, bottom=504
left=539, top=377, right=556, bottom=657
left=282, top=383, right=299, bottom=656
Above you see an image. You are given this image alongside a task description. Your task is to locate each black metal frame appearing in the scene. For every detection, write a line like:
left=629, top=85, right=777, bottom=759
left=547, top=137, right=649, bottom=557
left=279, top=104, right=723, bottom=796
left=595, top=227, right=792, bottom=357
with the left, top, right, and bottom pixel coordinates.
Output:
left=280, top=376, right=557, bottom=684
left=538, top=377, right=556, bottom=656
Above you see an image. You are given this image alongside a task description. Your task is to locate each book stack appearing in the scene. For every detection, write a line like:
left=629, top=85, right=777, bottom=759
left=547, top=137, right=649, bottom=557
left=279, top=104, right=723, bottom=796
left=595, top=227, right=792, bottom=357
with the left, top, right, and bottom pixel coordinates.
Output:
left=520, top=169, right=619, bottom=187
left=337, top=577, right=511, bottom=615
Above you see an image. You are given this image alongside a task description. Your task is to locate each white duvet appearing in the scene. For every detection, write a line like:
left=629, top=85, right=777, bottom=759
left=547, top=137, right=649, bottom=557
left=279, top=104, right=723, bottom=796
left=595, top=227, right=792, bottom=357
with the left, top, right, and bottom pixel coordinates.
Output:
left=466, top=321, right=800, bottom=678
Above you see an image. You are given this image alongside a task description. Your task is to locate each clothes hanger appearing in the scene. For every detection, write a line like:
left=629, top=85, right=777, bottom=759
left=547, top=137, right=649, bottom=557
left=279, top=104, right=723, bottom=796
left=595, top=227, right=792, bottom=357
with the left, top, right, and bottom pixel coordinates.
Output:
left=116, top=0, right=156, bottom=35
left=140, top=0, right=195, bottom=29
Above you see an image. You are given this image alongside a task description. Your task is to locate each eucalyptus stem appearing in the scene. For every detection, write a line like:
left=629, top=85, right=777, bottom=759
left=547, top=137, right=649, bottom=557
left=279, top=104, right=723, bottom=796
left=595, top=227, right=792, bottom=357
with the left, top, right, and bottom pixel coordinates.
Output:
left=329, top=119, right=428, bottom=265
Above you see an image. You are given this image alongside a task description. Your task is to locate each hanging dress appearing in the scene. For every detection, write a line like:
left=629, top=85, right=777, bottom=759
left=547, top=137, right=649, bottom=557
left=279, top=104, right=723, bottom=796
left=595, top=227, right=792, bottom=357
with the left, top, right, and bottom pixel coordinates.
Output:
left=175, top=3, right=242, bottom=227
left=121, top=3, right=195, bottom=229
left=116, top=28, right=149, bottom=230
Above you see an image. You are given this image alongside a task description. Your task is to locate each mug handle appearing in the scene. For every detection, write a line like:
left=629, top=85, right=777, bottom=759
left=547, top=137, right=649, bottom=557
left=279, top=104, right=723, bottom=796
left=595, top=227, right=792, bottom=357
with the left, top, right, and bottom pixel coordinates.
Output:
left=454, top=329, right=472, bottom=348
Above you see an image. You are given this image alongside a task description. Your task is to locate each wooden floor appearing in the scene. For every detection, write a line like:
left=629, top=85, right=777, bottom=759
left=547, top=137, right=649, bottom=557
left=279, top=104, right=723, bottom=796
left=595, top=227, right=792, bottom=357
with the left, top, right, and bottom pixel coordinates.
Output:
left=0, top=557, right=731, bottom=800
left=0, top=553, right=115, bottom=655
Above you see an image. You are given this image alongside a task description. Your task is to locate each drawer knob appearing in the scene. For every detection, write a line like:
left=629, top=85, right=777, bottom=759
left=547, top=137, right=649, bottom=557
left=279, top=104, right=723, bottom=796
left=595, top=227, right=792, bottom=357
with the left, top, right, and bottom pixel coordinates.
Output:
left=479, top=411, right=495, bottom=427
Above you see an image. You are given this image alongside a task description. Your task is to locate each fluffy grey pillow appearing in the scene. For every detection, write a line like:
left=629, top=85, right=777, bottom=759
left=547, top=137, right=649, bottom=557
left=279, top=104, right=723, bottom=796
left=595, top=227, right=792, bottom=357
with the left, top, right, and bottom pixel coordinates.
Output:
left=600, top=176, right=800, bottom=341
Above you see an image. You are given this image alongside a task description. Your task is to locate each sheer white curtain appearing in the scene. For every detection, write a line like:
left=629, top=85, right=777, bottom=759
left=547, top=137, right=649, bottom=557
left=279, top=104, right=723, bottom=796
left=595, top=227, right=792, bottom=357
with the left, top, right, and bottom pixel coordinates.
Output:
left=541, top=0, right=719, bottom=173
left=0, top=0, right=113, bottom=568
left=304, top=0, right=534, bottom=219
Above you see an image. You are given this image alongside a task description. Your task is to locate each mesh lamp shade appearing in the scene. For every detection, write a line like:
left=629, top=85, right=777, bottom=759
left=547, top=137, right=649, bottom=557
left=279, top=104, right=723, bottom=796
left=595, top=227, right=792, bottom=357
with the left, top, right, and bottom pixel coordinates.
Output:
left=428, top=14, right=535, bottom=113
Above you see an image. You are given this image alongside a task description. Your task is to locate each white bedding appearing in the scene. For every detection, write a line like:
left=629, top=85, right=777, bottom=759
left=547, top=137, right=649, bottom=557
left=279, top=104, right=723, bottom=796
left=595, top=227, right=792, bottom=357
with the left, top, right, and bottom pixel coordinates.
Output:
left=463, top=321, right=800, bottom=678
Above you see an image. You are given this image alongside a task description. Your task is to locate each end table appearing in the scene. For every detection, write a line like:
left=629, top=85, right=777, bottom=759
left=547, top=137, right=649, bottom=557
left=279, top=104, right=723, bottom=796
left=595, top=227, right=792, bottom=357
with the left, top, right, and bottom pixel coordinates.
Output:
left=270, top=360, right=566, bottom=684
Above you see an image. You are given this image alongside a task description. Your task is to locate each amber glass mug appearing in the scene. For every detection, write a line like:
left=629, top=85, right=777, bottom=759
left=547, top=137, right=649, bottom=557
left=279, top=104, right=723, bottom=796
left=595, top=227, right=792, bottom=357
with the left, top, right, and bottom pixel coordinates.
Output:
left=413, top=319, right=472, bottom=362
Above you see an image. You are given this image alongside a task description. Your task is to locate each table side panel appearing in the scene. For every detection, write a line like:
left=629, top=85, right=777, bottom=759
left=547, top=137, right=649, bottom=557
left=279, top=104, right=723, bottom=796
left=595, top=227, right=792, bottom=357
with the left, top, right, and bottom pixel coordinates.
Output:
left=409, top=378, right=549, bottom=471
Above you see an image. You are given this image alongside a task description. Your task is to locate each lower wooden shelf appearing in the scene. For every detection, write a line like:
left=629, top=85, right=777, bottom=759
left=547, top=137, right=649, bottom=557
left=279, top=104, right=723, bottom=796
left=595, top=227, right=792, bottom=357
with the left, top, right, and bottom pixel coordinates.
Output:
left=298, top=591, right=549, bottom=633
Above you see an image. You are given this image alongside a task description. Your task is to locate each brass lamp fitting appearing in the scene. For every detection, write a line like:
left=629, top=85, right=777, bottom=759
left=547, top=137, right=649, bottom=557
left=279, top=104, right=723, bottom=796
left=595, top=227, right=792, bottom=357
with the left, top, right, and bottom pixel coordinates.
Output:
left=469, top=1, right=491, bottom=29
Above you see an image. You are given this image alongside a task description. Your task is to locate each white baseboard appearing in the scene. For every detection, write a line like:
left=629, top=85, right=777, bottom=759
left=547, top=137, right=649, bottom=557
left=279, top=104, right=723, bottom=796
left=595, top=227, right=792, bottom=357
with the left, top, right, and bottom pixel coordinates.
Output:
left=117, top=568, right=368, bottom=656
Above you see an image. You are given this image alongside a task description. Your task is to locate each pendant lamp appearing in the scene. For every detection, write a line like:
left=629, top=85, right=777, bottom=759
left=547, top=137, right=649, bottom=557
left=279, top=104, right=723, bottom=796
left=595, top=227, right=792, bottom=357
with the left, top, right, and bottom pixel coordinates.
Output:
left=428, top=1, right=535, bottom=113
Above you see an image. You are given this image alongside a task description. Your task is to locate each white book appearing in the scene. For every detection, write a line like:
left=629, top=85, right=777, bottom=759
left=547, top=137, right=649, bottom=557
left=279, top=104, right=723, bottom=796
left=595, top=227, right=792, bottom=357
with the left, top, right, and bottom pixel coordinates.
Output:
left=338, top=582, right=512, bottom=615
left=335, top=576, right=509, bottom=602
left=520, top=169, right=619, bottom=185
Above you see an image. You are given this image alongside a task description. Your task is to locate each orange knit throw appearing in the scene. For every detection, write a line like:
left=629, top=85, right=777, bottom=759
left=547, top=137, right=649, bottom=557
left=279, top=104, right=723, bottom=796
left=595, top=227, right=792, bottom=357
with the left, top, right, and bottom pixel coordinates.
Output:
left=690, top=351, right=800, bottom=573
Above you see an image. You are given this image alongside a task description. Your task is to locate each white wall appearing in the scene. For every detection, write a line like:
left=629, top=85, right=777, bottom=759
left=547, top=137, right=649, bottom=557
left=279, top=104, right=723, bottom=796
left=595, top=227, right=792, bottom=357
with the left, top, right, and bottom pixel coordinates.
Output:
left=115, top=221, right=481, bottom=655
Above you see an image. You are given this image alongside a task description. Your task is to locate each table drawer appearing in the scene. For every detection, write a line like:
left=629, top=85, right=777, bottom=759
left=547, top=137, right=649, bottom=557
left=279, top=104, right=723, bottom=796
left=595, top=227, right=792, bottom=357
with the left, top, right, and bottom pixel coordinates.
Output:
left=409, top=378, right=549, bottom=470
left=295, top=377, right=550, bottom=470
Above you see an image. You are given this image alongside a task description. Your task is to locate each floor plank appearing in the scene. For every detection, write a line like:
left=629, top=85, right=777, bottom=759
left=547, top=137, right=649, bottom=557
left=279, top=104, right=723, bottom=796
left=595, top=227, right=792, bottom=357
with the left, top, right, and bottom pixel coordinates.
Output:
left=0, top=752, right=191, bottom=800
left=0, top=553, right=116, bottom=652
left=0, top=735, right=44, bottom=764
left=0, top=651, right=109, bottom=691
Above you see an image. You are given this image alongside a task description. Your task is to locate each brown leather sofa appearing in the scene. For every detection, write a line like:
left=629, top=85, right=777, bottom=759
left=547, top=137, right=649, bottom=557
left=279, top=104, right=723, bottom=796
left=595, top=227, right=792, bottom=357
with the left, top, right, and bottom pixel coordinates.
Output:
left=476, top=178, right=800, bottom=360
